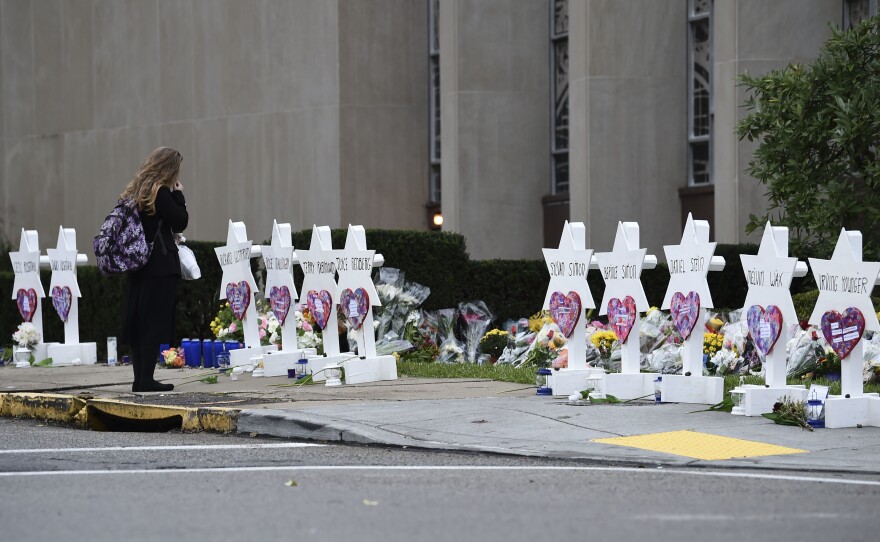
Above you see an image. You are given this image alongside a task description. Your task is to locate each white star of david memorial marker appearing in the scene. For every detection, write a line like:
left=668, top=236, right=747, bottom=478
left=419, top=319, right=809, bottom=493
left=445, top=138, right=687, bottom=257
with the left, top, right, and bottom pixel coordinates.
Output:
left=215, top=220, right=260, bottom=348
left=596, top=222, right=649, bottom=374
left=46, top=227, right=83, bottom=344
left=662, top=213, right=723, bottom=375
left=298, top=225, right=343, bottom=356
left=543, top=221, right=594, bottom=370
left=808, top=228, right=880, bottom=398
left=262, top=220, right=298, bottom=350
left=740, top=222, right=807, bottom=388
left=9, top=229, right=46, bottom=339
left=336, top=225, right=381, bottom=358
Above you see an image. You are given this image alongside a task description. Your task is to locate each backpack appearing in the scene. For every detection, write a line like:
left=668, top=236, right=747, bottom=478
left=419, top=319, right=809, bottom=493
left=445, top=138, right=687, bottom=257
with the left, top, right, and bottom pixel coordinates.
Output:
left=93, top=198, right=158, bottom=275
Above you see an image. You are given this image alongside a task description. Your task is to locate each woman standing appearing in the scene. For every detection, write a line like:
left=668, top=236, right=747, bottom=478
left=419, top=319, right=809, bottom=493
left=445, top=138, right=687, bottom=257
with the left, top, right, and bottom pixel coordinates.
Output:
left=121, top=147, right=188, bottom=392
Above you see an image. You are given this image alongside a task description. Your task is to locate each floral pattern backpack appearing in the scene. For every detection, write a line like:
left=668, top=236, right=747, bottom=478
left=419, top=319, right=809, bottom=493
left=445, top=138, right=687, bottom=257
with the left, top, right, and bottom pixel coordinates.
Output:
left=93, top=198, right=159, bottom=275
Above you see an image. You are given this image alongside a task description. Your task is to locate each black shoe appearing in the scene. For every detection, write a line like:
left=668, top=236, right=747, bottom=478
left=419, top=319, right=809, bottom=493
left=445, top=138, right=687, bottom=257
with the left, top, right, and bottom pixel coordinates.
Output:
left=140, top=380, right=174, bottom=392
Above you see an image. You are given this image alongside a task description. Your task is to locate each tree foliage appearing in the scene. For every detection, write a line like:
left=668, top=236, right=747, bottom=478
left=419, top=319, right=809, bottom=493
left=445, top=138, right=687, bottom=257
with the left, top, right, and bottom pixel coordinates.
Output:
left=737, top=16, right=880, bottom=259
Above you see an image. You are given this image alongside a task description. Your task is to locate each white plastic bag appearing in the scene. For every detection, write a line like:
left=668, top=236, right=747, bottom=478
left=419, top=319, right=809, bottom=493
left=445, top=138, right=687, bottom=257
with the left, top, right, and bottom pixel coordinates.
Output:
left=178, top=244, right=201, bottom=280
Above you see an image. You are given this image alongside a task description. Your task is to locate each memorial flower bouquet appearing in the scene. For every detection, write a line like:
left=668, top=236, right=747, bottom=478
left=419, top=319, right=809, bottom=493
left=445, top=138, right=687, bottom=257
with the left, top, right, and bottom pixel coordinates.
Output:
left=162, top=347, right=185, bottom=368
left=478, top=329, right=510, bottom=361
left=293, top=306, right=322, bottom=352
left=762, top=397, right=812, bottom=431
left=813, top=347, right=842, bottom=378
left=12, top=322, right=40, bottom=348
left=373, top=268, right=431, bottom=341
left=519, top=323, right=564, bottom=368
left=528, top=310, right=554, bottom=333
left=496, top=329, right=537, bottom=366
left=459, top=301, right=494, bottom=363
left=590, top=329, right=618, bottom=359
left=436, top=338, right=465, bottom=363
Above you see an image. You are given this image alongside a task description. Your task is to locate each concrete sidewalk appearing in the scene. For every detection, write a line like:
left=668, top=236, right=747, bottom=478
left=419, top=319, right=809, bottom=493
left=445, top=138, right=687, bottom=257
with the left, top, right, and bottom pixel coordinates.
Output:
left=2, top=364, right=880, bottom=475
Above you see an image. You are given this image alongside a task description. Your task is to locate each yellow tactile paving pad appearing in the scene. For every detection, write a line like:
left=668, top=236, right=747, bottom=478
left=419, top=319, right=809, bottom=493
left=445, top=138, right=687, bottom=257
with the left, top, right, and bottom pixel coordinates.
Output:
left=592, top=430, right=807, bottom=461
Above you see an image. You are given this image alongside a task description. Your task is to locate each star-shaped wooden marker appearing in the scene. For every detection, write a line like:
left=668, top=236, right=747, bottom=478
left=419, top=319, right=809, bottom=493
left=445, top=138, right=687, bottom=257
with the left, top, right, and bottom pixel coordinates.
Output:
left=336, top=224, right=379, bottom=307
left=262, top=220, right=298, bottom=301
left=297, top=225, right=341, bottom=301
left=214, top=220, right=258, bottom=300
left=46, top=226, right=82, bottom=298
left=808, top=228, right=880, bottom=332
left=662, top=213, right=716, bottom=310
left=9, top=228, right=44, bottom=300
left=740, top=221, right=799, bottom=323
left=595, top=222, right=648, bottom=314
left=542, top=221, right=594, bottom=310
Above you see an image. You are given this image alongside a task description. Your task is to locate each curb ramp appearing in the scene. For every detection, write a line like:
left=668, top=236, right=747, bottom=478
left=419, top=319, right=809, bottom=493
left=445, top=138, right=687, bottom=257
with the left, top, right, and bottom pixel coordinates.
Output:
left=0, top=392, right=239, bottom=434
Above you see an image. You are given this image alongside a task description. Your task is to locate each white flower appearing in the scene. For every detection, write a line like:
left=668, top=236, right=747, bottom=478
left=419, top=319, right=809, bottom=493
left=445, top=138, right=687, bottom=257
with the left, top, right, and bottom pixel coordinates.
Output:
left=12, top=322, right=40, bottom=348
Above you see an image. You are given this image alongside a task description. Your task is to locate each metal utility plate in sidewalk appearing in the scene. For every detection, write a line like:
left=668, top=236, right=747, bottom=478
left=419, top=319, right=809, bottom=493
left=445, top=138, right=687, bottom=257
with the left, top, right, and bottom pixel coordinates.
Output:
left=592, top=430, right=808, bottom=461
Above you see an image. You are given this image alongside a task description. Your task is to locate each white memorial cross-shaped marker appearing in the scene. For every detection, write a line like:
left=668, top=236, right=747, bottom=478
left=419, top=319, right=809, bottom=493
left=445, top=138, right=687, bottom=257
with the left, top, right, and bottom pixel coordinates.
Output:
left=215, top=221, right=261, bottom=348
left=336, top=225, right=380, bottom=358
left=9, top=229, right=45, bottom=340
left=740, top=222, right=806, bottom=388
left=543, top=221, right=594, bottom=370
left=46, top=227, right=83, bottom=344
left=262, top=220, right=298, bottom=350
left=662, top=213, right=723, bottom=376
left=596, top=222, right=649, bottom=374
left=808, top=228, right=880, bottom=398
left=298, top=225, right=342, bottom=356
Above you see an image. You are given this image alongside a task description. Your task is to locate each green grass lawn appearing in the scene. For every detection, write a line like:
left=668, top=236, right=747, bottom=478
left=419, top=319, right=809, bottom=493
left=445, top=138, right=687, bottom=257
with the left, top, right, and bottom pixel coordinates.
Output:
left=397, top=360, right=880, bottom=396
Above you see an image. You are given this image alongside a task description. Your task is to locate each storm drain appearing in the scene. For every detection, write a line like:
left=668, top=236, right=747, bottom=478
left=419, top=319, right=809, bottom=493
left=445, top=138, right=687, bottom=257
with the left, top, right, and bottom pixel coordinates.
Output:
left=85, top=404, right=183, bottom=432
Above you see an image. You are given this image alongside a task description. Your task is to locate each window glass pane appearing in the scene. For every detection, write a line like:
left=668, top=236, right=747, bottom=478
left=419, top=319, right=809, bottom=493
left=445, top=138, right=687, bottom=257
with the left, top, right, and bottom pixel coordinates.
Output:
left=554, top=0, right=568, bottom=36
left=554, top=41, right=569, bottom=151
left=430, top=165, right=442, bottom=203
left=846, top=0, right=872, bottom=28
left=553, top=154, right=569, bottom=194
left=430, top=0, right=440, bottom=52
left=431, top=60, right=441, bottom=160
left=690, top=142, right=710, bottom=185
left=691, top=0, right=711, bottom=18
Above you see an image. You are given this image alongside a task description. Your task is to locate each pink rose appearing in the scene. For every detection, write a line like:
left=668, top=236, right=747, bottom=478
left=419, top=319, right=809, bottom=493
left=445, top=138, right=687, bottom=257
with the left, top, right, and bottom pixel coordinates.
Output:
left=302, top=322, right=313, bottom=332
left=229, top=322, right=237, bottom=332
left=259, top=329, right=267, bottom=339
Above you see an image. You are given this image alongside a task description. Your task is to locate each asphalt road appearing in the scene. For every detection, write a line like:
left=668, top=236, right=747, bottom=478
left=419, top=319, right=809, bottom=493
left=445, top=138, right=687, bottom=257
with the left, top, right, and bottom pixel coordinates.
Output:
left=1, top=417, right=878, bottom=542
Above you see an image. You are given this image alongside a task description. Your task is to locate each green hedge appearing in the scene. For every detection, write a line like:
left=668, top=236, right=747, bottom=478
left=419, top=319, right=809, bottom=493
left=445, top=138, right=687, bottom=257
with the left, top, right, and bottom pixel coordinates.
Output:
left=3, top=234, right=831, bottom=354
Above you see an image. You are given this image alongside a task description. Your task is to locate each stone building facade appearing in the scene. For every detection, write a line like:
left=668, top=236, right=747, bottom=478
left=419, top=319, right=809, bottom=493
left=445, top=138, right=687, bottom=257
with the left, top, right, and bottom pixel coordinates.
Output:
left=1, top=0, right=875, bottom=260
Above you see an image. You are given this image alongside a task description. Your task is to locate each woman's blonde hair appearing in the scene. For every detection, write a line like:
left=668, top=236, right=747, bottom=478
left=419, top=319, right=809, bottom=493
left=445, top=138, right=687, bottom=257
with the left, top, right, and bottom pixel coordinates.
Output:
left=121, top=147, right=183, bottom=215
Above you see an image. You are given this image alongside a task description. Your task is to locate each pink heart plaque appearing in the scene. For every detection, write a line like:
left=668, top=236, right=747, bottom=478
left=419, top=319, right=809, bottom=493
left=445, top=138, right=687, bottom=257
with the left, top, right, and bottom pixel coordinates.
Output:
left=269, top=286, right=292, bottom=326
left=608, top=296, right=637, bottom=344
left=821, top=307, right=865, bottom=359
left=306, top=290, right=333, bottom=330
left=549, top=291, right=582, bottom=338
left=226, top=281, right=251, bottom=320
left=17, top=288, right=38, bottom=323
left=339, top=288, right=370, bottom=330
left=670, top=291, right=700, bottom=340
left=746, top=305, right=783, bottom=356
left=52, top=286, right=72, bottom=323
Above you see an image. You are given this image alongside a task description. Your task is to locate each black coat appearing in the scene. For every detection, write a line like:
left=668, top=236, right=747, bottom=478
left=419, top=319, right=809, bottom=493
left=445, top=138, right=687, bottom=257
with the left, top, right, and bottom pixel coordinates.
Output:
left=134, top=187, right=188, bottom=278
left=122, top=187, right=188, bottom=346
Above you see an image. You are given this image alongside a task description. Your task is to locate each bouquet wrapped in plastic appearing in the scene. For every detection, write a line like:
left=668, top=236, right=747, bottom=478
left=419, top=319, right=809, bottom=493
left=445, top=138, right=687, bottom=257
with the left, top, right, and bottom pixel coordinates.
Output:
left=865, top=334, right=880, bottom=383
left=516, top=323, right=565, bottom=368
left=496, top=329, right=537, bottom=366
left=645, top=343, right=683, bottom=375
left=785, top=326, right=825, bottom=378
left=436, top=336, right=465, bottom=363
left=458, top=301, right=494, bottom=363
left=639, top=307, right=672, bottom=355
left=373, top=268, right=431, bottom=340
